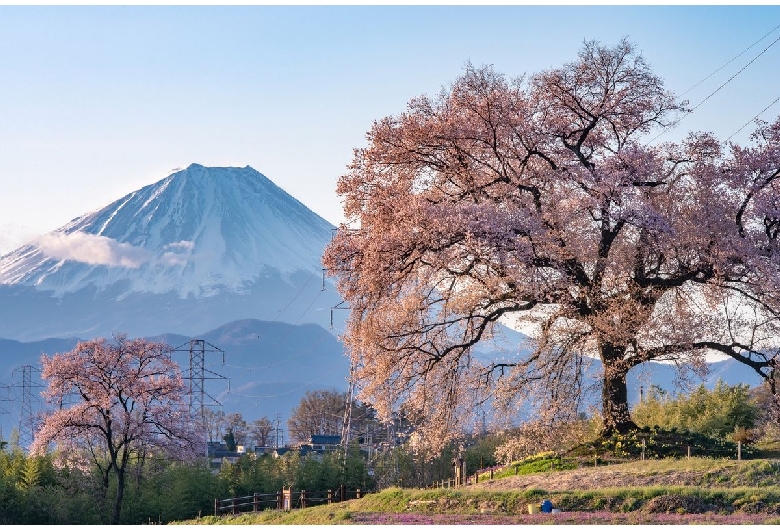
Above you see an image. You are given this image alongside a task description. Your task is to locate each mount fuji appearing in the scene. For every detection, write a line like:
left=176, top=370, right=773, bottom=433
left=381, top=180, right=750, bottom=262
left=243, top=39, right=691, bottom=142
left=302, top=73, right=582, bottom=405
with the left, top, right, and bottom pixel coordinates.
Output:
left=0, top=164, right=344, bottom=341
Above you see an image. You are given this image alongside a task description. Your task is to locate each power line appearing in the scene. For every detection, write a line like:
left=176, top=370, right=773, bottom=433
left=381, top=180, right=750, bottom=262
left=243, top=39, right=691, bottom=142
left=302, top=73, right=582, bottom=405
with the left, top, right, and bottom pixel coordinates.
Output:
left=270, top=273, right=314, bottom=323
left=726, top=95, right=780, bottom=142
left=226, top=380, right=323, bottom=400
left=224, top=352, right=347, bottom=400
left=679, top=23, right=780, bottom=98
left=221, top=335, right=327, bottom=372
left=650, top=27, right=780, bottom=144
left=687, top=33, right=780, bottom=116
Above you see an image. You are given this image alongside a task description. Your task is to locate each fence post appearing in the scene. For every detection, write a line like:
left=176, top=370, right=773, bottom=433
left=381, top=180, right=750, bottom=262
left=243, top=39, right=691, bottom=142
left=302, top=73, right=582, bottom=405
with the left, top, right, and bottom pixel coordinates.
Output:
left=327, top=489, right=332, bottom=504
left=253, top=493, right=259, bottom=512
left=283, top=487, right=292, bottom=511
left=738, top=441, right=742, bottom=461
left=475, top=472, right=479, bottom=484
left=232, top=497, right=238, bottom=515
left=515, top=464, right=519, bottom=475
left=276, top=490, right=282, bottom=510
left=214, top=498, right=218, bottom=517
left=687, top=446, right=691, bottom=459
left=340, top=484, right=346, bottom=502
left=356, top=488, right=361, bottom=499
left=490, top=469, right=494, bottom=480
left=301, top=490, right=307, bottom=509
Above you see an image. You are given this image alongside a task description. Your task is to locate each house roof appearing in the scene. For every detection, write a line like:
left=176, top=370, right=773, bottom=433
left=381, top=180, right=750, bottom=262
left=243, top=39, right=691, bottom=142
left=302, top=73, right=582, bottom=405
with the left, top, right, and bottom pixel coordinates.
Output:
left=310, top=435, right=341, bottom=445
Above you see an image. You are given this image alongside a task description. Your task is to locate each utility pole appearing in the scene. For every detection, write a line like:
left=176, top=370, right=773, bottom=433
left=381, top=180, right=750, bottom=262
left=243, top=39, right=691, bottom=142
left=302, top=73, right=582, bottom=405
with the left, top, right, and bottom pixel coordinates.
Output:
left=274, top=413, right=284, bottom=448
left=341, top=363, right=355, bottom=448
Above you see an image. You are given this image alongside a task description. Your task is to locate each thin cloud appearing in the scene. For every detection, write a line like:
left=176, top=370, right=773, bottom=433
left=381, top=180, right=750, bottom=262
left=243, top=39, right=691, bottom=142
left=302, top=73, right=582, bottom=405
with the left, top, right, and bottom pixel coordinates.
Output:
left=36, top=232, right=151, bottom=268
left=161, top=240, right=195, bottom=266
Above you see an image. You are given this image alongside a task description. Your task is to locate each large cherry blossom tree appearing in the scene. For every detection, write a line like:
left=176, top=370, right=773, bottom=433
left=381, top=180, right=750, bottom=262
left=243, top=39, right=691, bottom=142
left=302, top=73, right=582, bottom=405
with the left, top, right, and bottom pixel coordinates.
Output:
left=31, top=335, right=201, bottom=524
left=323, top=39, right=780, bottom=445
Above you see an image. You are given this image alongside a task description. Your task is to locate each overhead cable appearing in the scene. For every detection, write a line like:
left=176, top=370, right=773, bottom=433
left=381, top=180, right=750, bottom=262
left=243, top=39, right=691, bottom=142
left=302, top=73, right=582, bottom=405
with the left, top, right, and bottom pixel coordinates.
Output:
left=650, top=27, right=780, bottom=144
left=679, top=23, right=780, bottom=98
left=726, top=95, right=780, bottom=142
left=686, top=33, right=780, bottom=116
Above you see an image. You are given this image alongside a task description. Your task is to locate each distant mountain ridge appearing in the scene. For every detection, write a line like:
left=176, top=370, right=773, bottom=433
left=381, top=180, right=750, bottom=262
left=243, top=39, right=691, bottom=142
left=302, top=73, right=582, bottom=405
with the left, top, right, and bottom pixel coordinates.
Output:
left=0, top=164, right=343, bottom=341
left=0, top=318, right=764, bottom=445
left=0, top=318, right=350, bottom=445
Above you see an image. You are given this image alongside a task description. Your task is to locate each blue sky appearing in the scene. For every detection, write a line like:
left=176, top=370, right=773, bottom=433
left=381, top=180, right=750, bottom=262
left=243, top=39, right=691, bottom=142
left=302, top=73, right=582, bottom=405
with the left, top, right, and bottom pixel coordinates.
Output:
left=1, top=5, right=779, bottom=254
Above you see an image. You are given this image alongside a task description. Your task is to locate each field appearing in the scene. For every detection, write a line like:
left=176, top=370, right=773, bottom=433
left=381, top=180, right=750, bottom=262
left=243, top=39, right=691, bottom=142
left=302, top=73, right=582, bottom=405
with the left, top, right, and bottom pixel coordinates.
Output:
left=174, top=457, right=780, bottom=525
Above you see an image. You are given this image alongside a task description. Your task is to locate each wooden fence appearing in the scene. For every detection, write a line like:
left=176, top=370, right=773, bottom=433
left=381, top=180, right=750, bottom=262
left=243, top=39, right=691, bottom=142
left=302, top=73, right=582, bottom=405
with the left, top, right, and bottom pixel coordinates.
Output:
left=429, top=468, right=496, bottom=489
left=214, top=485, right=370, bottom=516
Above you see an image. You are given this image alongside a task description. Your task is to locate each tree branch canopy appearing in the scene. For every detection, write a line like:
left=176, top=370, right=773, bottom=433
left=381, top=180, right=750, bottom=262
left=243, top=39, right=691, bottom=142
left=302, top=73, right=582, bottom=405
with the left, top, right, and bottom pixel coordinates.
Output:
left=323, top=39, right=780, bottom=447
left=32, top=334, right=202, bottom=524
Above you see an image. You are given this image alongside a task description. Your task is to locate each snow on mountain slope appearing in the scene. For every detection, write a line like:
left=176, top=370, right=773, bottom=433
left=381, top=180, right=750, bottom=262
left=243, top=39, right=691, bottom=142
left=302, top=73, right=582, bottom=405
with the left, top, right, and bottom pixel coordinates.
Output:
left=0, top=164, right=334, bottom=298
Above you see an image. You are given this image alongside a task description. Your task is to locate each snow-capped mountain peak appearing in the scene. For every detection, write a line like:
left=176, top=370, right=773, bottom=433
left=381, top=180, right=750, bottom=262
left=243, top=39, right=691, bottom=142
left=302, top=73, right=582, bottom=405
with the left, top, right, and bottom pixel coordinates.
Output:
left=0, top=164, right=334, bottom=298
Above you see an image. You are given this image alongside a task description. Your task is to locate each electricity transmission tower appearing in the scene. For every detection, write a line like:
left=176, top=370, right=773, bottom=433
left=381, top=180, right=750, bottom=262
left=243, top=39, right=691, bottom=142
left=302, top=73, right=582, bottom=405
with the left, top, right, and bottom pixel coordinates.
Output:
left=11, top=365, right=44, bottom=450
left=174, top=340, right=229, bottom=421
left=0, top=383, right=11, bottom=444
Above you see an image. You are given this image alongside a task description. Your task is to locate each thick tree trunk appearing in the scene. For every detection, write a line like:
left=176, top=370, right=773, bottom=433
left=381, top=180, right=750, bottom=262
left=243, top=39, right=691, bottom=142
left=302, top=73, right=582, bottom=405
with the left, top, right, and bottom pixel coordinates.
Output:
left=600, top=343, right=638, bottom=436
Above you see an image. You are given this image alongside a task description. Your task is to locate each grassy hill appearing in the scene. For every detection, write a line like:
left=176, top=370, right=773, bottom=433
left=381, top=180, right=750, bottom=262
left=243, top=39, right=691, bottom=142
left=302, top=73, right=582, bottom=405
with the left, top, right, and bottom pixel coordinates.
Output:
left=173, top=456, right=780, bottom=525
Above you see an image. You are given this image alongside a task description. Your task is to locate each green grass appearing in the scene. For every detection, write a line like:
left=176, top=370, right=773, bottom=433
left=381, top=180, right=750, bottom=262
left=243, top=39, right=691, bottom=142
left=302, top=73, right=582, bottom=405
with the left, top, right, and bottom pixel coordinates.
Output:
left=171, top=457, right=780, bottom=525
left=477, top=451, right=578, bottom=482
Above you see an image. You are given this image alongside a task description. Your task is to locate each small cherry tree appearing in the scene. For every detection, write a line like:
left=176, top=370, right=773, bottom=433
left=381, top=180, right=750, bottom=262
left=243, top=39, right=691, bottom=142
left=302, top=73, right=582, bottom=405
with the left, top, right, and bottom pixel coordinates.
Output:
left=31, top=335, right=201, bottom=525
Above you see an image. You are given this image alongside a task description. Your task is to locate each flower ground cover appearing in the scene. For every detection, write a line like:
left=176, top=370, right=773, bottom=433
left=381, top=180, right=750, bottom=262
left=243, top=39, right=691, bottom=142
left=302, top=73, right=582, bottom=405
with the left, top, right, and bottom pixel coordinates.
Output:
left=348, top=511, right=780, bottom=525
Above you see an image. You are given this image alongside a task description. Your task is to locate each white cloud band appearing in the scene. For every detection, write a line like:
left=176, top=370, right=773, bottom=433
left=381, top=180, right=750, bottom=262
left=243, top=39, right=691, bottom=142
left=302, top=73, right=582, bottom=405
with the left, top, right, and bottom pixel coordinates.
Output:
left=36, top=232, right=151, bottom=268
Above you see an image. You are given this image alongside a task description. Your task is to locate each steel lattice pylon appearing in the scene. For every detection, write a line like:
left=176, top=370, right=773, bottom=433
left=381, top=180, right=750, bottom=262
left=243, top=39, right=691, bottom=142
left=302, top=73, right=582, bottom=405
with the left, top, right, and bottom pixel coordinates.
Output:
left=11, top=365, right=43, bottom=450
left=174, top=340, right=228, bottom=421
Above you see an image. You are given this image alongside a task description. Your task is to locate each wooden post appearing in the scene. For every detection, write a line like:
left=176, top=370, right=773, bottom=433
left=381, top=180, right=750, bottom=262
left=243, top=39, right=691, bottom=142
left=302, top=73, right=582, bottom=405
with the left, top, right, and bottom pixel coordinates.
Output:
left=453, top=456, right=465, bottom=487
left=283, top=487, right=292, bottom=511
left=356, top=488, right=362, bottom=499
left=276, top=491, right=282, bottom=510
left=214, top=498, right=218, bottom=517
left=327, top=489, right=332, bottom=505
left=301, top=490, right=307, bottom=509
left=738, top=441, right=742, bottom=461
left=687, top=446, right=691, bottom=459
left=641, top=439, right=646, bottom=461
left=490, top=469, right=494, bottom=480
left=232, top=497, right=238, bottom=515
left=515, top=464, right=519, bottom=475
left=475, top=472, right=479, bottom=484
left=340, top=484, right=346, bottom=502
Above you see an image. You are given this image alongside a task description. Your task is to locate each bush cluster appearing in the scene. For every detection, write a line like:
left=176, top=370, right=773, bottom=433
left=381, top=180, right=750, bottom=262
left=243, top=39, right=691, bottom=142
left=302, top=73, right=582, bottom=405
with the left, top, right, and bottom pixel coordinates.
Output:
left=0, top=439, right=374, bottom=524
